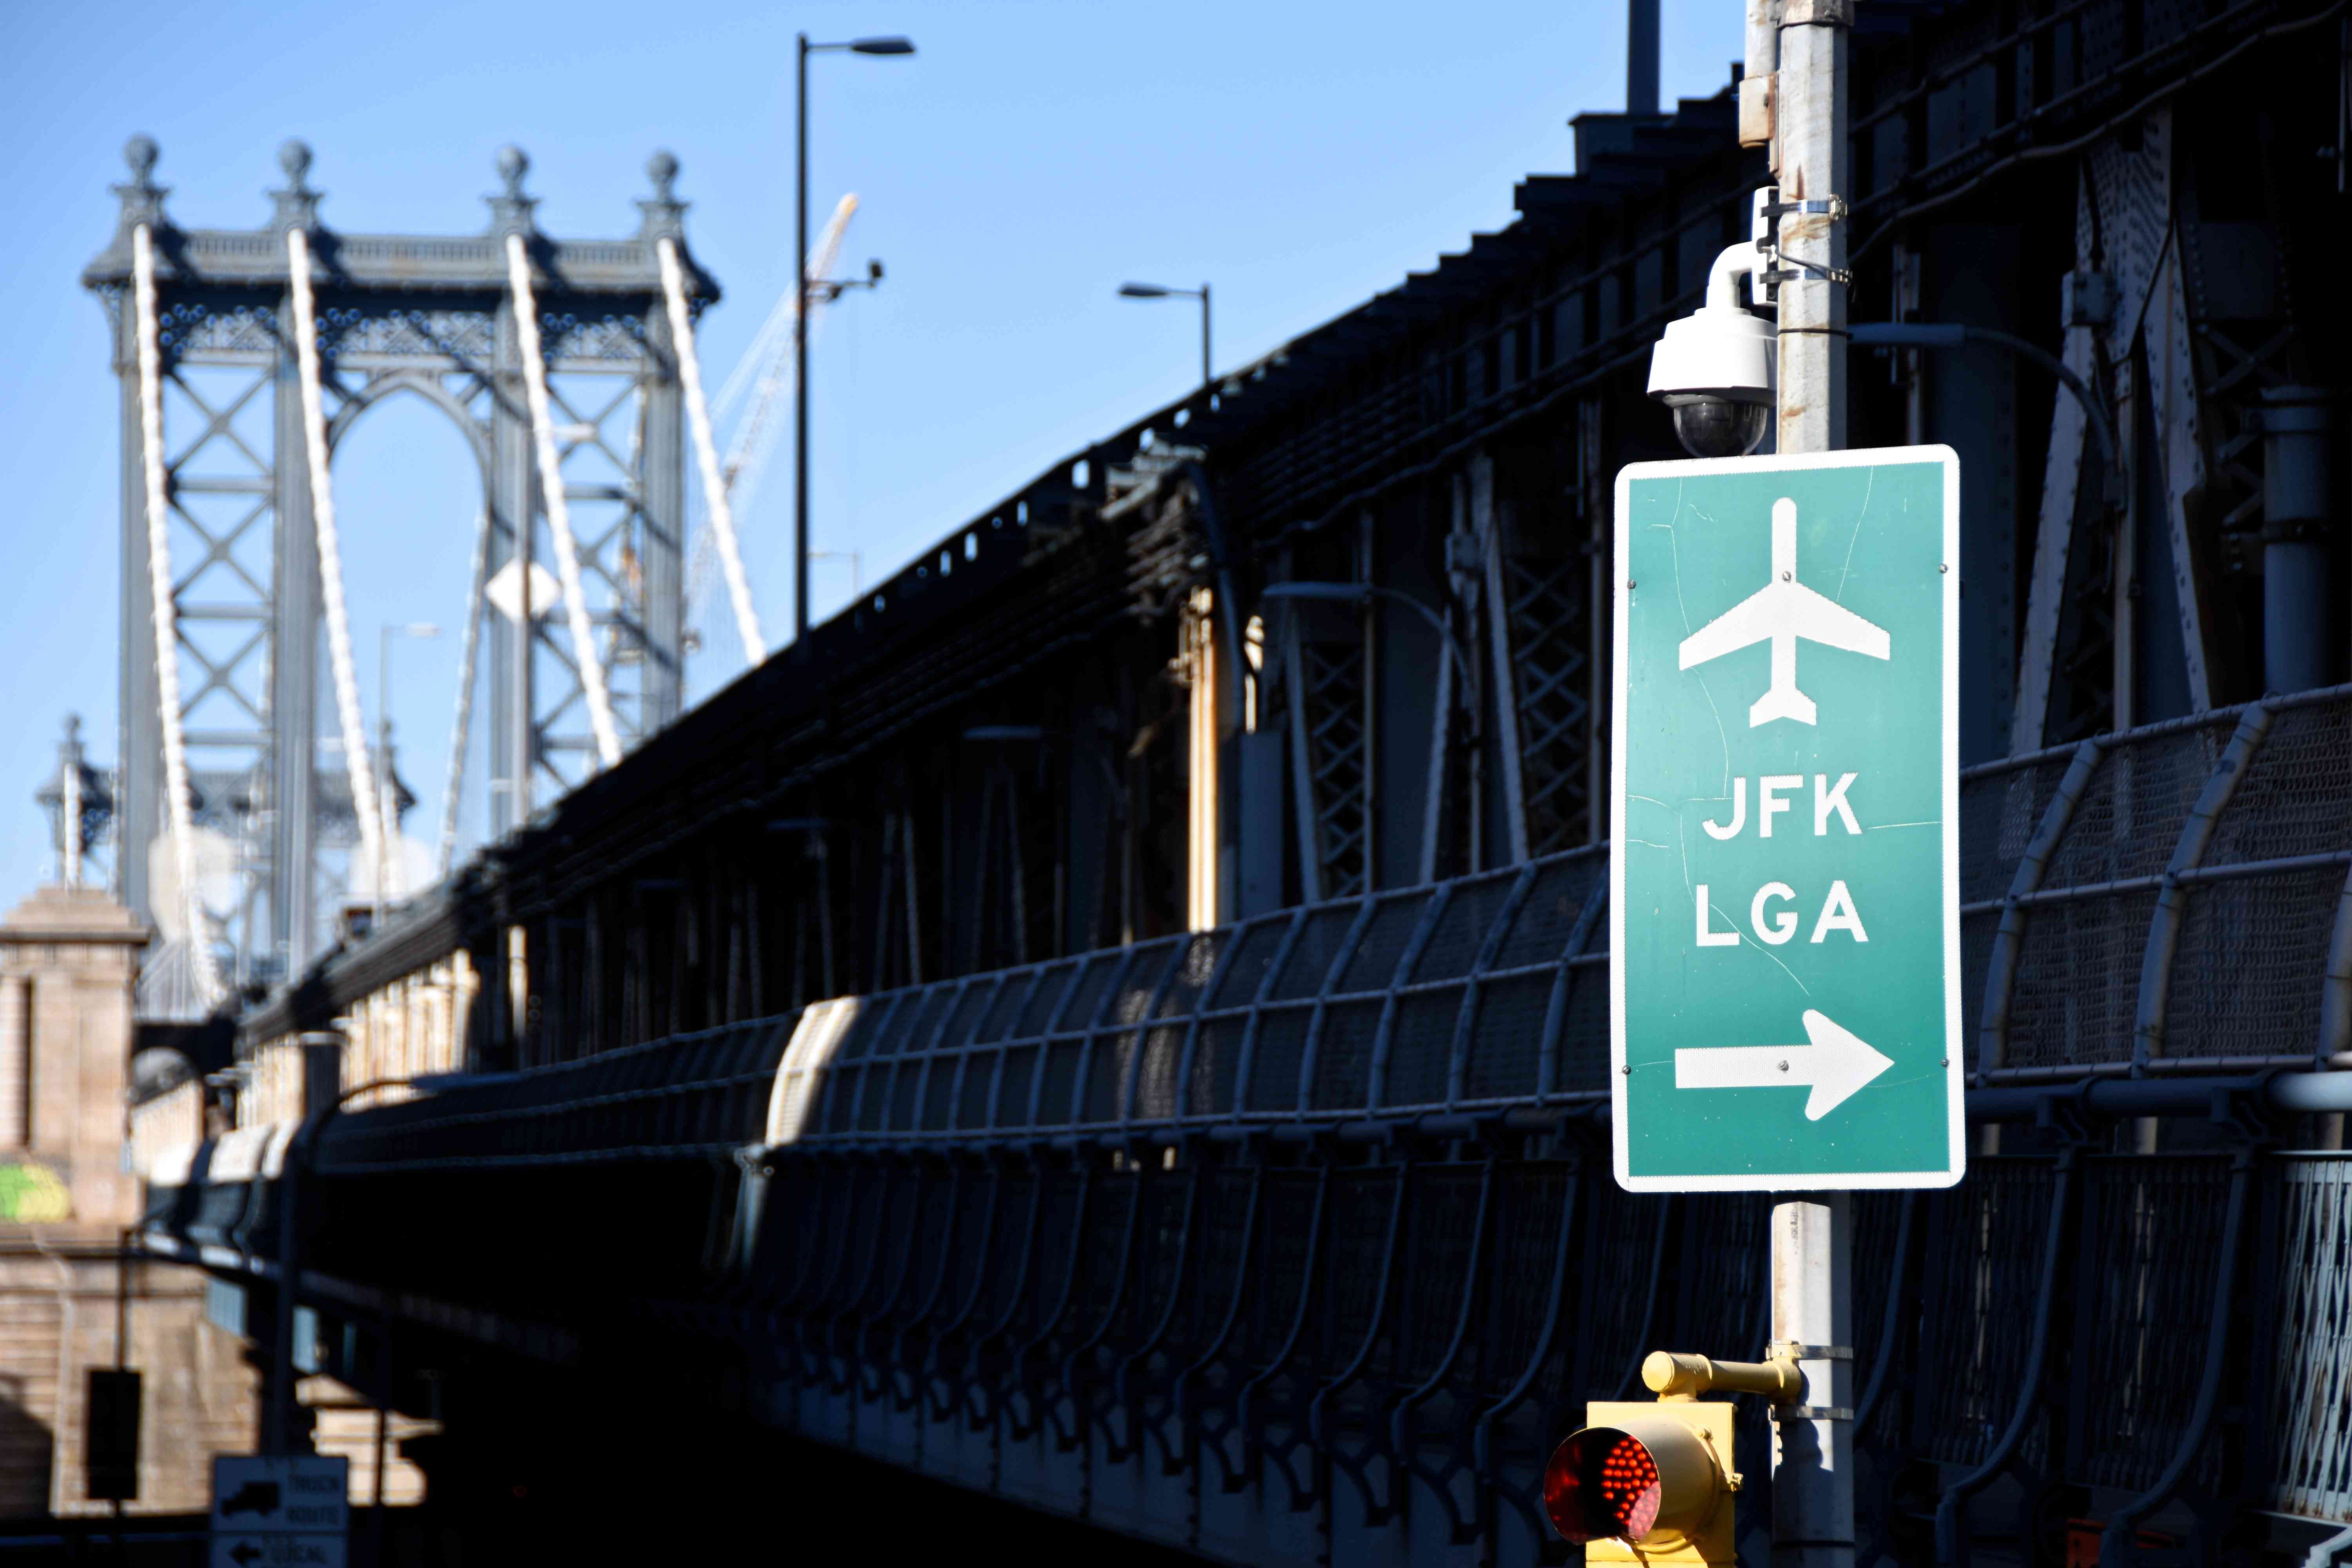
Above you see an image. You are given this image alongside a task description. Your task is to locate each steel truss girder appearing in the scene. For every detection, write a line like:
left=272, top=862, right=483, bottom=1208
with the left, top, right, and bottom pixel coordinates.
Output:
left=1283, top=614, right=1371, bottom=904
left=1495, top=548, right=1592, bottom=858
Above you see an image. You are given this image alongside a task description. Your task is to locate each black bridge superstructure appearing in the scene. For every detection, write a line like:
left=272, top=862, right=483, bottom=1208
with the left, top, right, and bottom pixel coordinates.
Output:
left=126, top=0, right=2352, bottom=1557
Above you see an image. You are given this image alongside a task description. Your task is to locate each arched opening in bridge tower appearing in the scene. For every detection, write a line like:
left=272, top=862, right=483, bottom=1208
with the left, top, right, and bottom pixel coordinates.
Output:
left=327, top=388, right=487, bottom=920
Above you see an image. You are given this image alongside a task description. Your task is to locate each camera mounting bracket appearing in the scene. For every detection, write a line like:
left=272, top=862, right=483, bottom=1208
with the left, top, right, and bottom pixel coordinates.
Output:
left=1751, top=187, right=1853, bottom=301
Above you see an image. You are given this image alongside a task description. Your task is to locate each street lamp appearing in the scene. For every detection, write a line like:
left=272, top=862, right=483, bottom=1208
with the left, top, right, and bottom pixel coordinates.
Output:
left=376, top=621, right=440, bottom=915
left=798, top=32, right=916, bottom=644
left=1118, top=281, right=1212, bottom=394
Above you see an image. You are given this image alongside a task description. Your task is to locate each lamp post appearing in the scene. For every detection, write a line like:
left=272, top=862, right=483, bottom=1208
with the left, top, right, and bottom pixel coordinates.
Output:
left=1118, top=281, right=1212, bottom=394
left=797, top=32, right=915, bottom=644
left=376, top=621, right=440, bottom=916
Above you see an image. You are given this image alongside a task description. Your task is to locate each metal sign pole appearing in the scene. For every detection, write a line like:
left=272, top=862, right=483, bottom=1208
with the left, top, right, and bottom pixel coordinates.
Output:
left=1771, top=1195, right=1853, bottom=1568
left=1771, top=2, right=1855, bottom=1566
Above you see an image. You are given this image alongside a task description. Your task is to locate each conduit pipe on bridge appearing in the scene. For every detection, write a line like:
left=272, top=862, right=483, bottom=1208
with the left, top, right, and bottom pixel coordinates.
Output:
left=130, top=225, right=221, bottom=1006
left=286, top=226, right=388, bottom=891
left=504, top=232, right=623, bottom=770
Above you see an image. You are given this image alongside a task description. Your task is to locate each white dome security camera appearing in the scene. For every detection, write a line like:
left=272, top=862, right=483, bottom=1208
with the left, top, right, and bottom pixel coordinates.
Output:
left=1648, top=243, right=1776, bottom=458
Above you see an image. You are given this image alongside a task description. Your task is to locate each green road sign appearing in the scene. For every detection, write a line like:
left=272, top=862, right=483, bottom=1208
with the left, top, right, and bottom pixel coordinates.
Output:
left=1610, top=446, right=1963, bottom=1192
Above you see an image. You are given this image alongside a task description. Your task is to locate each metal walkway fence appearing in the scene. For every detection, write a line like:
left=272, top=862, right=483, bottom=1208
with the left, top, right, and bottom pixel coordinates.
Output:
left=794, top=687, right=2352, bottom=1148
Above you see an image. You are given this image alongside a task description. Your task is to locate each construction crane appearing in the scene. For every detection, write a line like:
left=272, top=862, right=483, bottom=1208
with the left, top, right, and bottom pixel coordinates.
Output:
left=682, top=192, right=860, bottom=658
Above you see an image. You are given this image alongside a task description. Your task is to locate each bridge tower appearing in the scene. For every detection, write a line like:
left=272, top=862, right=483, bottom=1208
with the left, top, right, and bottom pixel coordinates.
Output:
left=82, top=138, right=716, bottom=1000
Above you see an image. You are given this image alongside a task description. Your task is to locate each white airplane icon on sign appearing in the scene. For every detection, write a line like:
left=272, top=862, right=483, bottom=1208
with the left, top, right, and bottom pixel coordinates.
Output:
left=1679, top=496, right=1891, bottom=726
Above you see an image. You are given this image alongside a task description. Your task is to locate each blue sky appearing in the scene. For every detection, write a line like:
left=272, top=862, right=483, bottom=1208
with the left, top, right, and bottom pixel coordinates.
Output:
left=0, top=0, right=1741, bottom=908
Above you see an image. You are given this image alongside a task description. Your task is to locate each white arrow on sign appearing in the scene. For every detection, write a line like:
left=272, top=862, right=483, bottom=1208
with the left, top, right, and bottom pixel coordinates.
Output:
left=1673, top=1009, right=1895, bottom=1120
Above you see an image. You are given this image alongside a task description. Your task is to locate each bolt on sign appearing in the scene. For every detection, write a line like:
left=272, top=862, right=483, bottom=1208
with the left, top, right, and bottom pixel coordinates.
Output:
left=1610, top=446, right=1963, bottom=1192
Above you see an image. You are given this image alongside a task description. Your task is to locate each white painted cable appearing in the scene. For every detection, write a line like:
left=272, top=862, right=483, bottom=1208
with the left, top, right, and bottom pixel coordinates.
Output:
left=285, top=227, right=388, bottom=902
left=658, top=238, right=765, bottom=666
left=505, top=232, right=623, bottom=769
left=131, top=225, right=222, bottom=1005
left=436, top=509, right=491, bottom=878
left=684, top=196, right=854, bottom=632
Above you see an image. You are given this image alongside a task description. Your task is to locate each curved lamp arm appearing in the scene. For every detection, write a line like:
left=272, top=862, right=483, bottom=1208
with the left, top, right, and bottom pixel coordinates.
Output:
left=1850, top=321, right=2120, bottom=474
left=1258, top=581, right=1479, bottom=681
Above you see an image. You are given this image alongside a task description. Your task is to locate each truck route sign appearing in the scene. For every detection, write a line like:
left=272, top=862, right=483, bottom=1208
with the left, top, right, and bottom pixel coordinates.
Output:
left=1610, top=446, right=1964, bottom=1192
left=211, top=1454, right=348, bottom=1568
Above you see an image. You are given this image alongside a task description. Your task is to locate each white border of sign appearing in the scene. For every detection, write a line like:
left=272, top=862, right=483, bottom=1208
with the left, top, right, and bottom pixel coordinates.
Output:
left=1608, top=444, right=1964, bottom=1193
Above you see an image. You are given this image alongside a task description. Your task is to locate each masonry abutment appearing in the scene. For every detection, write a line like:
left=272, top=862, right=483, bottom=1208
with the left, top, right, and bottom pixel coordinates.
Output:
left=0, top=885, right=262, bottom=1516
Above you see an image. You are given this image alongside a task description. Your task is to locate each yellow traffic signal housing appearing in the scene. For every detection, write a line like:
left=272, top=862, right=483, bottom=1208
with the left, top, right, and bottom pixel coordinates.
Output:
left=1544, top=1401, right=1739, bottom=1564
left=1545, top=1350, right=1795, bottom=1565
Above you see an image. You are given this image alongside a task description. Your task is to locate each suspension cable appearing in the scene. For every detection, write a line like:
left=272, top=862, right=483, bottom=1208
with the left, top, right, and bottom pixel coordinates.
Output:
left=131, top=225, right=222, bottom=1005
left=657, top=238, right=764, bottom=665
left=437, top=509, right=492, bottom=878
left=684, top=194, right=855, bottom=631
left=504, top=233, right=622, bottom=769
left=285, top=228, right=388, bottom=902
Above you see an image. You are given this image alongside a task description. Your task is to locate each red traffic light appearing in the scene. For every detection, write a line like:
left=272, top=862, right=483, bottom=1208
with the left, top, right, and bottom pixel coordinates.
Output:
left=1545, top=1427, right=1666, bottom=1543
left=1553, top=1388, right=1743, bottom=1562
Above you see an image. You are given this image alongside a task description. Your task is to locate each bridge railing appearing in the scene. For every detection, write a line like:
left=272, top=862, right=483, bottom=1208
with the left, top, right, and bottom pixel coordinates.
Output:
left=1964, top=684, right=2352, bottom=1081
left=788, top=688, right=2352, bottom=1147
left=799, top=849, right=1607, bottom=1144
left=313, top=1015, right=793, bottom=1173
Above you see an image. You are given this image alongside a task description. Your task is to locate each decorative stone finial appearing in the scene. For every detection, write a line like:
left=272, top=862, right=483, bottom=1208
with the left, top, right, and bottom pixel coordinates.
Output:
left=637, top=148, right=687, bottom=240
left=113, top=134, right=169, bottom=235
left=486, top=144, right=537, bottom=236
left=269, top=138, right=322, bottom=232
